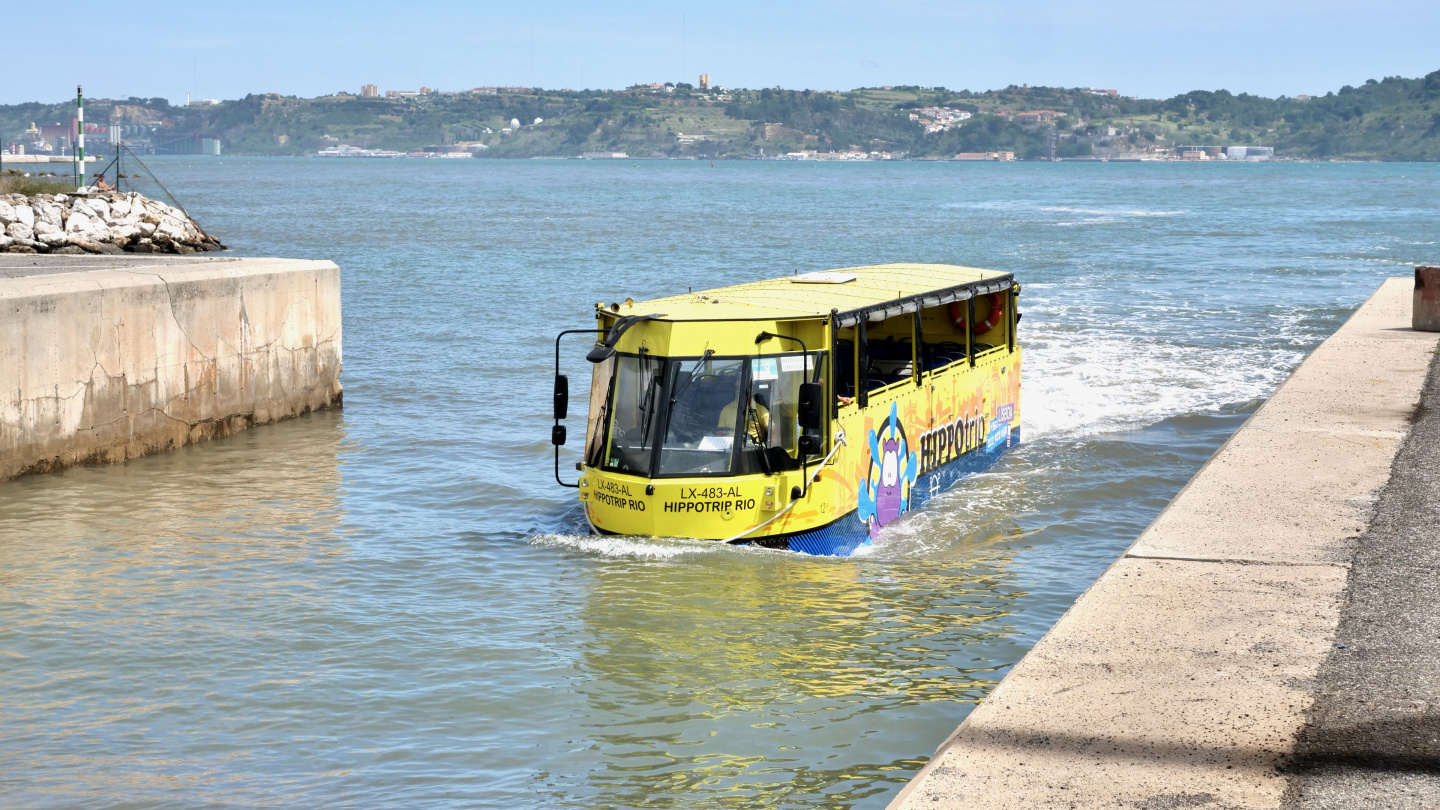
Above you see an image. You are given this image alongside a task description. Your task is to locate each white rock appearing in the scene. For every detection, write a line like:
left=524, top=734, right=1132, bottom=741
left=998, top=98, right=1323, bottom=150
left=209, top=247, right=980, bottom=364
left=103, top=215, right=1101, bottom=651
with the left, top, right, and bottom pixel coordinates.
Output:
left=15, top=205, right=34, bottom=229
left=80, top=227, right=113, bottom=244
left=111, top=224, right=141, bottom=241
left=37, top=232, right=68, bottom=245
left=110, top=197, right=132, bottom=218
left=33, top=220, right=60, bottom=236
left=65, top=211, right=92, bottom=233
left=0, top=234, right=12, bottom=248
left=34, top=204, right=62, bottom=228
left=7, top=222, right=34, bottom=240
left=88, top=199, right=110, bottom=222
left=0, top=201, right=14, bottom=224
left=137, top=222, right=156, bottom=237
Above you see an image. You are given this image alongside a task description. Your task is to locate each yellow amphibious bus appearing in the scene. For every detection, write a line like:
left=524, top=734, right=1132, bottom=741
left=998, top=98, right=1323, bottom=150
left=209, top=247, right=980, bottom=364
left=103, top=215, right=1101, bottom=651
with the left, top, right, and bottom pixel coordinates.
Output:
left=550, top=263, right=1021, bottom=556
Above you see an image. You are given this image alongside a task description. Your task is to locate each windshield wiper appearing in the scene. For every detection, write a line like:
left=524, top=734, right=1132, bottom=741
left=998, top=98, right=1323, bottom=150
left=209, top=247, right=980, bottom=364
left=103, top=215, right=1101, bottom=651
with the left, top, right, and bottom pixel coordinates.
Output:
left=668, top=350, right=714, bottom=409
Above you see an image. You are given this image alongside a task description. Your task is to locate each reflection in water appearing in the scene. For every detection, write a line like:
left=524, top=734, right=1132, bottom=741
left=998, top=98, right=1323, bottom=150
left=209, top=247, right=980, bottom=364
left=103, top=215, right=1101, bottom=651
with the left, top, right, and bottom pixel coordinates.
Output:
left=546, top=541, right=1025, bottom=808
left=0, top=412, right=348, bottom=805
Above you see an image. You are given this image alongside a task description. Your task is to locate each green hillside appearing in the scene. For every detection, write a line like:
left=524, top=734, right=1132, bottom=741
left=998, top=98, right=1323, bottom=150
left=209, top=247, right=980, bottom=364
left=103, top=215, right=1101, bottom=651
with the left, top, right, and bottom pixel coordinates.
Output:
left=4, top=70, right=1439, bottom=160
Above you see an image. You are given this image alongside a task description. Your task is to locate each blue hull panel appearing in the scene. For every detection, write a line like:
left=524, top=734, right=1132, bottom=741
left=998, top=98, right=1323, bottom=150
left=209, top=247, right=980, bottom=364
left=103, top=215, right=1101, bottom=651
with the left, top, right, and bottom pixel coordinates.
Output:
left=775, top=427, right=1021, bottom=557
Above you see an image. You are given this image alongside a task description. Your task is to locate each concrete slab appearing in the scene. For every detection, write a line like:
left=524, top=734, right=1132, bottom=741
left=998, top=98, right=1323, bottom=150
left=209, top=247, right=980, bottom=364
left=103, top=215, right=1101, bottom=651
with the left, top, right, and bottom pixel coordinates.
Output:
left=890, top=277, right=1440, bottom=810
left=897, top=558, right=1345, bottom=809
left=0, top=254, right=241, bottom=279
left=1129, top=426, right=1398, bottom=565
left=0, top=256, right=342, bottom=481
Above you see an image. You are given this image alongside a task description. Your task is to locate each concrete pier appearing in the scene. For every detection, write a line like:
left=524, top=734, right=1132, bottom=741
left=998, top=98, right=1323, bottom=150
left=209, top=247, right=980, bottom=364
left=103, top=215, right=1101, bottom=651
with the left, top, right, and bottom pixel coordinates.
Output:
left=0, top=255, right=341, bottom=482
left=890, top=277, right=1440, bottom=809
left=0, top=155, right=100, bottom=164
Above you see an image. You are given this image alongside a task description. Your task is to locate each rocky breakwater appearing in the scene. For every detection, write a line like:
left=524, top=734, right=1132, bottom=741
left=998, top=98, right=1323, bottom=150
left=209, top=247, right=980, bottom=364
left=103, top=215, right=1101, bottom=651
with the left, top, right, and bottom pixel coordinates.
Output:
left=0, top=190, right=224, bottom=255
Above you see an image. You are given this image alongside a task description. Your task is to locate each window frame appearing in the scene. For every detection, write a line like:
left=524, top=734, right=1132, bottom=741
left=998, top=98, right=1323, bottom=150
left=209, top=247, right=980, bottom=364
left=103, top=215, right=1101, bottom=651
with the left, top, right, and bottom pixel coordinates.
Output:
left=596, top=349, right=830, bottom=479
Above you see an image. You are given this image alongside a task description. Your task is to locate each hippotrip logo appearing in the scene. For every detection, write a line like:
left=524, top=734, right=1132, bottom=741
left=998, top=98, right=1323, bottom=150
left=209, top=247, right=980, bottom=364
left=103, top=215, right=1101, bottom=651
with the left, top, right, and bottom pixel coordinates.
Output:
left=857, top=402, right=919, bottom=540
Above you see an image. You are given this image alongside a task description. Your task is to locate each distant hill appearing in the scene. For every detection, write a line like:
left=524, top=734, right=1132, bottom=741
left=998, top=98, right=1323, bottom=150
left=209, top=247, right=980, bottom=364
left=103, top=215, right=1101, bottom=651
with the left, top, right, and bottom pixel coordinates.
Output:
left=4, top=71, right=1438, bottom=161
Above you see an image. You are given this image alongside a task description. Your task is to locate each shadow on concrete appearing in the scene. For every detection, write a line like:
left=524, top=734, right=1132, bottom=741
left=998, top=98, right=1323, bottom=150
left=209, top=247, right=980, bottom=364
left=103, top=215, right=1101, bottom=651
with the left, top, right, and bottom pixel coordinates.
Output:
left=955, top=726, right=1285, bottom=768
left=1283, top=712, right=1440, bottom=775
left=946, top=712, right=1440, bottom=777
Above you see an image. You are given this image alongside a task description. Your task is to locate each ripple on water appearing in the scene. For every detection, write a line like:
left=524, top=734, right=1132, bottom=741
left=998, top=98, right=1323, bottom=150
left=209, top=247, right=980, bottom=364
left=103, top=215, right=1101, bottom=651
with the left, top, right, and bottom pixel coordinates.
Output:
left=1, top=158, right=1433, bottom=809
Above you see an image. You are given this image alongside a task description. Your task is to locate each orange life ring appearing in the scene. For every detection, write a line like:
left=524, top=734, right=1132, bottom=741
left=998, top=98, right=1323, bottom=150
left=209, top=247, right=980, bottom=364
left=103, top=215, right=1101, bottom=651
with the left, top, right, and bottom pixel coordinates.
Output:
left=947, top=293, right=1006, bottom=333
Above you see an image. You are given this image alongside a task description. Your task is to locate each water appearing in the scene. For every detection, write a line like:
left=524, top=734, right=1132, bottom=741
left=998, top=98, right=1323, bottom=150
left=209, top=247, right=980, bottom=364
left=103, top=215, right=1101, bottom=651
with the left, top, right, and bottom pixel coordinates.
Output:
left=2, top=159, right=1435, bottom=808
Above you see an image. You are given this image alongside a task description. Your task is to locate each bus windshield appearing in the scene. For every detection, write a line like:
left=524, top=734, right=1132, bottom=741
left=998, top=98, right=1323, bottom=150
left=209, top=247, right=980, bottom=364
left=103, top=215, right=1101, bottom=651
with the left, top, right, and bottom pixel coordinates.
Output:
left=602, top=352, right=825, bottom=478
left=602, top=353, right=667, bottom=475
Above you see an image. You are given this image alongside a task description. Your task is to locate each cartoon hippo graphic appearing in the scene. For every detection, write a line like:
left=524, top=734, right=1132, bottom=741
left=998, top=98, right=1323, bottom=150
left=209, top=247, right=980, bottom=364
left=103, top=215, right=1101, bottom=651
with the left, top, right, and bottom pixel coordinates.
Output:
left=857, top=403, right=919, bottom=540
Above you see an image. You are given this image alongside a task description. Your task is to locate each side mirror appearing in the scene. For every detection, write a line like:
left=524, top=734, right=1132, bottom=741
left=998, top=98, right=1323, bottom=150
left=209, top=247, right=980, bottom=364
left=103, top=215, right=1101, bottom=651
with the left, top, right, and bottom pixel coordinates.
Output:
left=798, top=434, right=822, bottom=457
left=551, top=425, right=567, bottom=446
left=554, top=374, right=569, bottom=420
left=798, top=382, right=823, bottom=430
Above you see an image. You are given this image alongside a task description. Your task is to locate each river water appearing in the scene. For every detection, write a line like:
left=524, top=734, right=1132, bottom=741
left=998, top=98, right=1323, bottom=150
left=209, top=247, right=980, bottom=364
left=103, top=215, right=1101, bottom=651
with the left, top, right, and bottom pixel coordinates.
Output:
left=1, top=159, right=1435, bottom=808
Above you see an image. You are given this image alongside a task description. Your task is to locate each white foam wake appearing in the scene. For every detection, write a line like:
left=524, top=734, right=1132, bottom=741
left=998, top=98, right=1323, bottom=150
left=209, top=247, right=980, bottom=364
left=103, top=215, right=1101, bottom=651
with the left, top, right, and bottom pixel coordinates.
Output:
left=529, top=533, right=722, bottom=559
left=1038, top=206, right=1185, bottom=217
left=1017, top=289, right=1310, bottom=440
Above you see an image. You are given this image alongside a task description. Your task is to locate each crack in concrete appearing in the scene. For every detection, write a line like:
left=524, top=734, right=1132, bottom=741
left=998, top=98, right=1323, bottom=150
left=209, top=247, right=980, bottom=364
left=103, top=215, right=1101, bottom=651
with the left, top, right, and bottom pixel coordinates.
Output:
left=148, top=272, right=207, bottom=359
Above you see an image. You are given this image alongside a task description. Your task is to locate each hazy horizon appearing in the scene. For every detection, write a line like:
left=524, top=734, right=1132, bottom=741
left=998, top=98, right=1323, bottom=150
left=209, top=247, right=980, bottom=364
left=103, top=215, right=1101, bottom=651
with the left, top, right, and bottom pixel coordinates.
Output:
left=4, top=0, right=1438, bottom=106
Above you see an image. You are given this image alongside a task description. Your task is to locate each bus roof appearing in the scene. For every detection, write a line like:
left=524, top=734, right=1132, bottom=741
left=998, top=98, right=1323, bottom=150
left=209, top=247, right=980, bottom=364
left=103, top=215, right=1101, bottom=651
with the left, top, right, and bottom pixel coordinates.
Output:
left=602, top=263, right=1013, bottom=327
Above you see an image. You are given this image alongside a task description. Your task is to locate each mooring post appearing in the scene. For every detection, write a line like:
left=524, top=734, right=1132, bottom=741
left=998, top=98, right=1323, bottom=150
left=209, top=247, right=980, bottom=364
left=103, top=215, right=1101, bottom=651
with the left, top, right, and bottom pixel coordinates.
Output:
left=1415, top=266, right=1440, bottom=332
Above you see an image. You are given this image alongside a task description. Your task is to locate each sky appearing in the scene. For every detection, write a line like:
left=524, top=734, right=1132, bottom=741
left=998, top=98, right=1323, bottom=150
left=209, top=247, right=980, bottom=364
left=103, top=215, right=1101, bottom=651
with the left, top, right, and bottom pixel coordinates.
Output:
left=4, top=0, right=1439, bottom=105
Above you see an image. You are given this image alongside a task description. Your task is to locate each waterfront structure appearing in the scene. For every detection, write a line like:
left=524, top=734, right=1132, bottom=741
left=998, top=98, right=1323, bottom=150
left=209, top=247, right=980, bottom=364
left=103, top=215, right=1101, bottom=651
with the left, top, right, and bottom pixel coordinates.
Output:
left=954, top=152, right=1015, bottom=161
left=316, top=144, right=404, bottom=157
left=1226, top=145, right=1274, bottom=160
left=39, top=122, right=75, bottom=153
left=552, top=264, right=1021, bottom=557
left=361, top=84, right=378, bottom=97
left=889, top=277, right=1440, bottom=809
left=1175, top=145, right=1226, bottom=159
left=154, top=136, right=222, bottom=156
left=0, top=256, right=342, bottom=482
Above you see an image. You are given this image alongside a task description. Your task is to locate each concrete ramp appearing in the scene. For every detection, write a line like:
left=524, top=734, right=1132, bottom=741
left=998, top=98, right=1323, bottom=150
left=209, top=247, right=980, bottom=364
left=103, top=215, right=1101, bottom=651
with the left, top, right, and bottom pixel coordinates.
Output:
left=890, top=277, right=1439, bottom=809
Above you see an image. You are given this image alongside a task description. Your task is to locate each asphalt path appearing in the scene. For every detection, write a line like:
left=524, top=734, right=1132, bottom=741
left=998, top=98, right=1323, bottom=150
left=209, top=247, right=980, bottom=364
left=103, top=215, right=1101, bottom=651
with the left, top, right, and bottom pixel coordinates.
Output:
left=1283, top=345, right=1440, bottom=808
